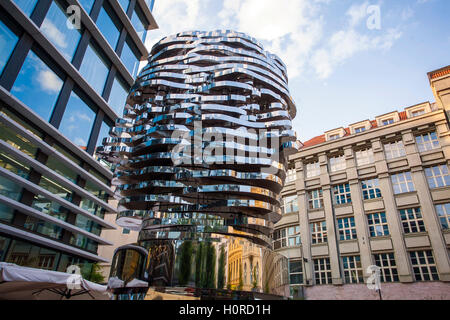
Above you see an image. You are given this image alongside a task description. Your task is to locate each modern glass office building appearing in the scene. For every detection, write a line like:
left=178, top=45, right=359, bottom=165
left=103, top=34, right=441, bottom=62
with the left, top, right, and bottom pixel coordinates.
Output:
left=0, top=0, right=157, bottom=279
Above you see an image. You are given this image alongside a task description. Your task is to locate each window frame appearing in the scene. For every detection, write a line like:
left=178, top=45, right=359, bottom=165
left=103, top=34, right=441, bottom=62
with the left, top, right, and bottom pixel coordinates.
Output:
left=310, top=221, right=327, bottom=244
left=399, top=207, right=426, bottom=234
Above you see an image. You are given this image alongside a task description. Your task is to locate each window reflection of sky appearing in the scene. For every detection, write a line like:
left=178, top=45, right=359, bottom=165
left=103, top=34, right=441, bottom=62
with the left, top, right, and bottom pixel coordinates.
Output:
left=11, top=51, right=64, bottom=121
left=96, top=6, right=121, bottom=51
left=78, top=0, right=95, bottom=14
left=0, top=21, right=19, bottom=75
left=41, top=1, right=82, bottom=62
left=12, top=0, right=38, bottom=16
left=109, top=76, right=128, bottom=115
left=59, top=91, right=96, bottom=148
left=121, top=41, right=139, bottom=78
left=79, top=43, right=110, bottom=96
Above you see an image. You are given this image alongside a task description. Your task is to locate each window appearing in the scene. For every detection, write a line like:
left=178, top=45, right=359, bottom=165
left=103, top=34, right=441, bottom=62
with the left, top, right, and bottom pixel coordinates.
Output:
left=399, top=208, right=425, bottom=234
left=289, top=259, right=303, bottom=285
left=308, top=189, right=323, bottom=210
left=342, top=256, right=363, bottom=284
left=78, top=0, right=95, bottom=14
left=409, top=250, right=439, bottom=281
left=384, top=140, right=406, bottom=160
left=11, top=50, right=64, bottom=121
left=355, top=148, right=374, bottom=166
left=382, top=118, right=394, bottom=126
left=287, top=226, right=301, bottom=247
left=96, top=2, right=122, bottom=50
left=108, top=75, right=129, bottom=115
left=273, top=226, right=300, bottom=249
left=329, top=134, right=340, bottom=141
left=79, top=42, right=110, bottom=96
left=411, top=109, right=425, bottom=117
left=76, top=215, right=101, bottom=236
left=424, top=165, right=450, bottom=189
left=145, top=0, right=155, bottom=11
left=0, top=175, right=23, bottom=202
left=0, top=121, right=39, bottom=159
left=38, top=175, right=72, bottom=201
left=41, top=0, right=82, bottom=61
left=45, top=155, right=78, bottom=183
left=329, top=155, right=346, bottom=172
left=12, top=0, right=38, bottom=16
left=391, top=171, right=415, bottom=194
left=0, top=203, right=15, bottom=223
left=305, top=161, right=320, bottom=178
left=332, top=183, right=351, bottom=205
left=361, top=178, right=381, bottom=200
left=95, top=121, right=112, bottom=167
left=0, top=20, right=19, bottom=76
left=121, top=38, right=140, bottom=78
left=31, top=195, right=68, bottom=223
left=337, top=217, right=357, bottom=241
left=123, top=228, right=130, bottom=234
left=435, top=203, right=450, bottom=229
left=313, top=258, right=332, bottom=285
left=367, top=212, right=389, bottom=237
left=310, top=221, right=327, bottom=244
left=282, top=195, right=298, bottom=214
left=118, top=0, right=130, bottom=12
left=131, top=5, right=148, bottom=43
left=354, top=126, right=366, bottom=133
left=286, top=169, right=296, bottom=183
left=58, top=90, right=96, bottom=149
left=273, top=228, right=286, bottom=249
left=374, top=253, right=399, bottom=282
left=6, top=239, right=59, bottom=270
left=0, top=236, right=11, bottom=261
left=415, top=132, right=440, bottom=152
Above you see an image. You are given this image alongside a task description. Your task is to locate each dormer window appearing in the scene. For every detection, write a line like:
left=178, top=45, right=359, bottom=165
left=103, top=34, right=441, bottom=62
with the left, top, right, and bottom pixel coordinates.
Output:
left=329, top=134, right=340, bottom=141
left=406, top=102, right=431, bottom=118
left=411, top=109, right=425, bottom=117
left=355, top=126, right=366, bottom=133
left=325, top=128, right=346, bottom=141
left=376, top=112, right=399, bottom=127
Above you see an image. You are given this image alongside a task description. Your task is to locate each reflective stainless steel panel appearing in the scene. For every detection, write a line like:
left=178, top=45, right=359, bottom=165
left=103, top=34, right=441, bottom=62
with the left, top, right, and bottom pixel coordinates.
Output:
left=100, top=30, right=298, bottom=299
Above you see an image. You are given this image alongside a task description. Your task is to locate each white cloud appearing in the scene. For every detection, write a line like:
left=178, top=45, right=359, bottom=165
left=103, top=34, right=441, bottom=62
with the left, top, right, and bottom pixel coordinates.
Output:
left=68, top=112, right=92, bottom=123
left=41, top=19, right=67, bottom=49
left=346, top=1, right=370, bottom=27
left=37, top=70, right=63, bottom=93
left=149, top=0, right=403, bottom=80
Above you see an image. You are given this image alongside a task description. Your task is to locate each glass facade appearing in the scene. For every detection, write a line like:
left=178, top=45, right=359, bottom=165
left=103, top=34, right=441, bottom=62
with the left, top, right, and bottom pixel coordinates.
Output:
left=108, top=75, right=128, bottom=115
left=78, top=0, right=95, bottom=14
left=12, top=0, right=38, bottom=16
left=58, top=91, right=96, bottom=148
left=41, top=0, right=82, bottom=61
left=0, top=20, right=19, bottom=76
left=11, top=50, right=64, bottom=121
left=118, top=0, right=130, bottom=12
left=79, top=42, right=110, bottom=96
left=96, top=3, right=122, bottom=51
left=131, top=5, right=148, bottom=43
left=0, top=0, right=154, bottom=274
left=121, top=38, right=140, bottom=78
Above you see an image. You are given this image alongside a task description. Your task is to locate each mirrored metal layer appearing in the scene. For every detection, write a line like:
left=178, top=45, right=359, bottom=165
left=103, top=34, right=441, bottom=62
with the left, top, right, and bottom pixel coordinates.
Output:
left=109, top=238, right=290, bottom=299
left=99, top=30, right=298, bottom=280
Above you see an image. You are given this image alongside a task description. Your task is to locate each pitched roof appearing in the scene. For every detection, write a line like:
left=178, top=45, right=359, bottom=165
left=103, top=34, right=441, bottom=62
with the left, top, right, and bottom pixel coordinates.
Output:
left=300, top=111, right=408, bottom=149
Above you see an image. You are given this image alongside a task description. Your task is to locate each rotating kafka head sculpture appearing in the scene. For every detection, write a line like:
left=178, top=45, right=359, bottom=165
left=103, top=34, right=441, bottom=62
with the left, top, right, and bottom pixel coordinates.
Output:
left=101, top=29, right=297, bottom=254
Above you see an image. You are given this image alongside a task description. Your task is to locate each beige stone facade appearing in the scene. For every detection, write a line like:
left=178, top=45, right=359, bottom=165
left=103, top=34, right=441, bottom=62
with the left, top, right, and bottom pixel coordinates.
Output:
left=276, top=66, right=450, bottom=300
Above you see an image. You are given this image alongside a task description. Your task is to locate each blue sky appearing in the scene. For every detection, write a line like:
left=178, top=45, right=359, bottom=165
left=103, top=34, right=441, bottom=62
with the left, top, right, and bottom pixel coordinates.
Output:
left=149, top=0, right=450, bottom=142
